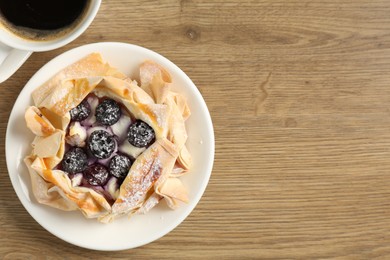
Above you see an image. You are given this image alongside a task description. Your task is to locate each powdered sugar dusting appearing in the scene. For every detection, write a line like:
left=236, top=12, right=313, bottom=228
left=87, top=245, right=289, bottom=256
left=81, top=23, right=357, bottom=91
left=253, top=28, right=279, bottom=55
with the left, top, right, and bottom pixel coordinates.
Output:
left=137, top=193, right=162, bottom=214
left=114, top=149, right=162, bottom=213
left=151, top=104, right=168, bottom=129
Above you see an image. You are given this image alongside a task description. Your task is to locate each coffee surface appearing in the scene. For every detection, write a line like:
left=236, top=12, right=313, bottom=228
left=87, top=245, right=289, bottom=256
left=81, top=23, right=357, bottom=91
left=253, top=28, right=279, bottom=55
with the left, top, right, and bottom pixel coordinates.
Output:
left=0, top=0, right=88, bottom=30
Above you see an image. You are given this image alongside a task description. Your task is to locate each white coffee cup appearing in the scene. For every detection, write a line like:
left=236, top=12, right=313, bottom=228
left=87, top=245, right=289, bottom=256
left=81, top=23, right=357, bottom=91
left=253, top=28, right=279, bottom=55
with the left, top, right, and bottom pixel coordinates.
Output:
left=0, top=0, right=101, bottom=83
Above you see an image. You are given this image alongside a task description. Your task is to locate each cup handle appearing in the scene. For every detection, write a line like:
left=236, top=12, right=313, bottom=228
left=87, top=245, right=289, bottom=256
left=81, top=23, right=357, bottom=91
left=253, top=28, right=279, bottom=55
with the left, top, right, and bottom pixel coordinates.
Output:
left=0, top=42, right=32, bottom=83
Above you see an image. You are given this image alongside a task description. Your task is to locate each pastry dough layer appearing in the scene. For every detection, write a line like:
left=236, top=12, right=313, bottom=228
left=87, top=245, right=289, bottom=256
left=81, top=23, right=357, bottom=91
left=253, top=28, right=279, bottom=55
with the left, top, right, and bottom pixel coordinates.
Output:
left=25, top=53, right=191, bottom=222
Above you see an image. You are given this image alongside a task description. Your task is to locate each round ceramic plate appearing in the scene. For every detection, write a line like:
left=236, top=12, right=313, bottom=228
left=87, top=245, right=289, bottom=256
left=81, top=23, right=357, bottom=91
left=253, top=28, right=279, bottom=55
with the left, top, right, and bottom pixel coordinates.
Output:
left=6, top=42, right=214, bottom=251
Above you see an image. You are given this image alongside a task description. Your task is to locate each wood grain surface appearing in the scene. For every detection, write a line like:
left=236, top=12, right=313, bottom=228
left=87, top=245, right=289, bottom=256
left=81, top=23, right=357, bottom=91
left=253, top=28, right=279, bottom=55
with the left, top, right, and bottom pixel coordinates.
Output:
left=1, top=0, right=390, bottom=258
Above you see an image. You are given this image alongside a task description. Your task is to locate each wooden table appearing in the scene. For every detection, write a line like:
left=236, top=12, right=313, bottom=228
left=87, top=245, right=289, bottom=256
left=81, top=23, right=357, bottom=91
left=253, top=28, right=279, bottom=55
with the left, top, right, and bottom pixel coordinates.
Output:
left=1, top=0, right=390, bottom=258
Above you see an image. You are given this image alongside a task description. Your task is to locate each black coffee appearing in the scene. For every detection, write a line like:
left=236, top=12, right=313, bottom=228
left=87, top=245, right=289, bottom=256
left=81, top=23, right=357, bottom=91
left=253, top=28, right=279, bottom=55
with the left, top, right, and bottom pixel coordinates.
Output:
left=0, top=0, right=90, bottom=40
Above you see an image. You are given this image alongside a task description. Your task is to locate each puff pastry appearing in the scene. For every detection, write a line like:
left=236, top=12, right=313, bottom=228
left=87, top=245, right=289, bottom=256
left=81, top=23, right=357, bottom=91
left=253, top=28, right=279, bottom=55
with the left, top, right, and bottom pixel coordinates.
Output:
left=24, top=53, right=191, bottom=223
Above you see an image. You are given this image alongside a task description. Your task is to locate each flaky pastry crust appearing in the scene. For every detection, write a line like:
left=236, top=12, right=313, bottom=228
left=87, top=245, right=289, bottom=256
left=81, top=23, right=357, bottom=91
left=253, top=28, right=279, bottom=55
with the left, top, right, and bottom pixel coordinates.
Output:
left=24, top=53, right=191, bottom=222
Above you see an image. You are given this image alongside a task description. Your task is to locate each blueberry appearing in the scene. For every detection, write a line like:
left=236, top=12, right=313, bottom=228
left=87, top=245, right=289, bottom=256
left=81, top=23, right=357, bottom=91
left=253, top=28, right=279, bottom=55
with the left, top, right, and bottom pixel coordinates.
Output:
left=83, top=164, right=109, bottom=186
left=109, top=154, right=132, bottom=179
left=88, top=130, right=116, bottom=159
left=70, top=100, right=91, bottom=121
left=61, top=147, right=88, bottom=174
left=95, top=99, right=121, bottom=126
left=127, top=120, right=155, bottom=148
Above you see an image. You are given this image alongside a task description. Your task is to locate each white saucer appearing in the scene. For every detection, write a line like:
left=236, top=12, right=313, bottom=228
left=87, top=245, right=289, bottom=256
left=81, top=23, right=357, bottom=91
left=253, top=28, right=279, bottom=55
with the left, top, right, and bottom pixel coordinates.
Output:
left=6, top=42, right=214, bottom=251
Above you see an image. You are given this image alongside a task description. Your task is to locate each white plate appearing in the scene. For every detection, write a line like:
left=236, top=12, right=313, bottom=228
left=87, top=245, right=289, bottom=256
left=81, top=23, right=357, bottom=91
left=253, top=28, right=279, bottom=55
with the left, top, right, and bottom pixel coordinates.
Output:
left=6, top=42, right=214, bottom=251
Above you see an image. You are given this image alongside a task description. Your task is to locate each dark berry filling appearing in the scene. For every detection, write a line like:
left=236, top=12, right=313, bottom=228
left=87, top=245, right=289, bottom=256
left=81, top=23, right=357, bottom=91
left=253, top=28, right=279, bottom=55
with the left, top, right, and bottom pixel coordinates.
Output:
left=70, top=100, right=91, bottom=121
left=61, top=147, right=88, bottom=174
left=83, top=164, right=109, bottom=186
left=109, top=154, right=133, bottom=179
left=88, top=130, right=116, bottom=159
left=60, top=94, right=157, bottom=204
left=95, top=99, right=121, bottom=126
left=127, top=120, right=155, bottom=148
